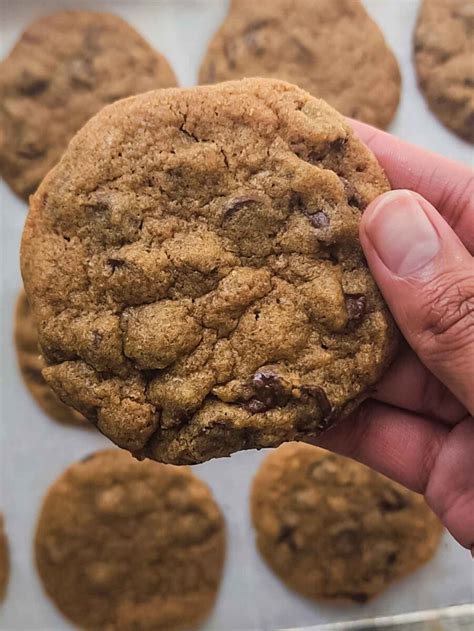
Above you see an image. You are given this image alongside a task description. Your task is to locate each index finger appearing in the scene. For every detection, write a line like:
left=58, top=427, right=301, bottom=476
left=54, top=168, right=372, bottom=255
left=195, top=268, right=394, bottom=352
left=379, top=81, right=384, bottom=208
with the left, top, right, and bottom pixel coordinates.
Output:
left=350, top=119, right=474, bottom=254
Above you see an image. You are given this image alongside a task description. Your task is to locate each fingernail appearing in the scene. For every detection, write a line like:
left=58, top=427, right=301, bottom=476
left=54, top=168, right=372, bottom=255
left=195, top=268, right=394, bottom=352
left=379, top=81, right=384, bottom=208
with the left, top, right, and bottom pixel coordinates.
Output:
left=364, top=190, right=440, bottom=277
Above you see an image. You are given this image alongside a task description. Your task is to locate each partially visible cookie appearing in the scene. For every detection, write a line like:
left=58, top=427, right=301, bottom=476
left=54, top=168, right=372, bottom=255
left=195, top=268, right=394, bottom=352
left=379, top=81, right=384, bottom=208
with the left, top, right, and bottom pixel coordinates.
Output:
left=15, top=291, right=86, bottom=425
left=0, top=11, right=178, bottom=200
left=251, top=444, right=443, bottom=603
left=35, top=449, right=225, bottom=630
left=414, top=0, right=474, bottom=142
left=21, top=78, right=398, bottom=465
left=0, top=514, right=9, bottom=603
left=199, top=0, right=401, bottom=129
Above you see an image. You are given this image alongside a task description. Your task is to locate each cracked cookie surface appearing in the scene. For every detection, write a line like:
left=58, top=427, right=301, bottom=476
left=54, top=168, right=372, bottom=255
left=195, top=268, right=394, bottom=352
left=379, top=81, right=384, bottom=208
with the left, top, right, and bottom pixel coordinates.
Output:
left=251, top=444, right=443, bottom=603
left=21, top=78, right=398, bottom=465
left=0, top=515, right=9, bottom=603
left=15, top=290, right=87, bottom=425
left=199, top=0, right=401, bottom=129
left=35, top=449, right=225, bottom=630
left=414, top=0, right=474, bottom=142
left=0, top=10, right=177, bottom=200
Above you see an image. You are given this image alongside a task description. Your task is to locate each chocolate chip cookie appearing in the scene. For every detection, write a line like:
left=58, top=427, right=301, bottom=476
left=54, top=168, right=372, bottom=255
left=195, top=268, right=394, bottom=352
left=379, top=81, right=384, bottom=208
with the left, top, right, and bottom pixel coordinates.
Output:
left=15, top=290, right=86, bottom=425
left=0, top=515, right=9, bottom=603
left=21, top=78, right=398, bottom=465
left=35, top=449, right=225, bottom=630
left=414, top=0, right=474, bottom=142
left=0, top=11, right=177, bottom=200
left=199, top=0, right=401, bottom=129
left=251, top=444, right=443, bottom=603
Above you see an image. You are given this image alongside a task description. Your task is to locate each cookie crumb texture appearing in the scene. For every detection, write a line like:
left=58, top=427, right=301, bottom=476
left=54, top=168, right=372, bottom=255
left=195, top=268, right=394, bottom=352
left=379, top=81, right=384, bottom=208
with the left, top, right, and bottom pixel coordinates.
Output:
left=21, top=78, right=397, bottom=465
left=199, top=0, right=401, bottom=129
left=251, top=444, right=443, bottom=603
left=35, top=450, right=225, bottom=630
left=414, top=0, right=474, bottom=142
left=0, top=10, right=177, bottom=200
left=15, top=290, right=87, bottom=425
left=0, top=515, right=9, bottom=602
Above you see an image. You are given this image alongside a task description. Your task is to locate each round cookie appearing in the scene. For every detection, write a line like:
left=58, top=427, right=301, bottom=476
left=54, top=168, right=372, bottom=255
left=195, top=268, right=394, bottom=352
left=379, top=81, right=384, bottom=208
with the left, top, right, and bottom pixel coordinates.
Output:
left=0, top=11, right=178, bottom=200
left=35, top=449, right=225, bottom=630
left=21, top=78, right=398, bottom=465
left=0, top=515, right=9, bottom=602
left=199, top=0, right=401, bottom=129
left=414, top=0, right=474, bottom=142
left=15, top=290, right=86, bottom=425
left=251, top=444, right=443, bottom=603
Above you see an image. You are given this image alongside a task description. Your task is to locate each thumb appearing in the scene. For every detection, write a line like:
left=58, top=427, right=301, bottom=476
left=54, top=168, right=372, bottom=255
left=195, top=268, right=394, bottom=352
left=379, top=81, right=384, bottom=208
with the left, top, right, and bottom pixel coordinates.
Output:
left=360, top=189, right=474, bottom=414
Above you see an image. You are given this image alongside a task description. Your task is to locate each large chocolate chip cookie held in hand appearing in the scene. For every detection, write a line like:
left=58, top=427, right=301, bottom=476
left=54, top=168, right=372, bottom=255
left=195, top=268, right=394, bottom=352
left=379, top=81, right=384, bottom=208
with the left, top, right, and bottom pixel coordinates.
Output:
left=21, top=78, right=398, bottom=464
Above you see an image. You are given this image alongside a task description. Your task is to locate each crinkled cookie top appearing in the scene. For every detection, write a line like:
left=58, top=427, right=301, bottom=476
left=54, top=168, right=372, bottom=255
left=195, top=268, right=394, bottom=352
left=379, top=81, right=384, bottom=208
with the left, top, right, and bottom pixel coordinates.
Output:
left=21, top=78, right=397, bottom=464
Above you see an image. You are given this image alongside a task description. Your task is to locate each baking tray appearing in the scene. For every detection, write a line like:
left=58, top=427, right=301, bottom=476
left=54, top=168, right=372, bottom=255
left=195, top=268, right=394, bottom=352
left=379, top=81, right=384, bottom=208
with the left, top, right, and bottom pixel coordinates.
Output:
left=0, top=1, right=473, bottom=630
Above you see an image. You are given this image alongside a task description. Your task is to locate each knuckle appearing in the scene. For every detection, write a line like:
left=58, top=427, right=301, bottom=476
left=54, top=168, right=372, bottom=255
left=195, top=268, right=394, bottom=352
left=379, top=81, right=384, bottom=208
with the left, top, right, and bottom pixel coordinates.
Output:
left=418, top=267, right=474, bottom=353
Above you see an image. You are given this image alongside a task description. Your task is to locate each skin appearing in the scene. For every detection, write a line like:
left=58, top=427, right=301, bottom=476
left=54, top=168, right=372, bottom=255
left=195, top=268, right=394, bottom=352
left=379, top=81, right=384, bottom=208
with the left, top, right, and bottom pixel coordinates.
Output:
left=313, top=120, right=474, bottom=553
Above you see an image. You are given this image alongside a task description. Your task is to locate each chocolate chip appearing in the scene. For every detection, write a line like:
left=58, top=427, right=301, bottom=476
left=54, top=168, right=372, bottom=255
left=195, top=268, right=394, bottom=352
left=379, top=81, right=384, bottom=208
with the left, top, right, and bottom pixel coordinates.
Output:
left=307, top=211, right=330, bottom=228
left=341, top=177, right=363, bottom=208
left=17, top=143, right=45, bottom=159
left=242, top=398, right=269, bottom=414
left=108, top=258, right=125, bottom=272
left=243, top=369, right=289, bottom=413
left=277, top=525, right=298, bottom=551
left=378, top=488, right=409, bottom=512
left=308, top=138, right=347, bottom=164
left=223, top=195, right=259, bottom=220
left=19, top=76, right=49, bottom=96
left=302, top=385, right=332, bottom=418
left=223, top=40, right=237, bottom=69
left=387, top=551, right=398, bottom=565
left=243, top=19, right=272, bottom=55
left=345, top=294, right=366, bottom=321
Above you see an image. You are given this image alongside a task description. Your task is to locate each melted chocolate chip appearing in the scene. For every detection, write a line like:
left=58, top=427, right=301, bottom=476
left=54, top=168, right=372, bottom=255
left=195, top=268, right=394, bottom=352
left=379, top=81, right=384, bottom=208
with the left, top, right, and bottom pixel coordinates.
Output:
left=307, top=211, right=330, bottom=228
left=387, top=551, right=398, bottom=565
left=341, top=177, right=363, bottom=209
left=308, top=138, right=348, bottom=164
left=302, top=385, right=332, bottom=418
left=243, top=369, right=289, bottom=413
left=345, top=294, right=367, bottom=321
left=243, top=398, right=269, bottom=414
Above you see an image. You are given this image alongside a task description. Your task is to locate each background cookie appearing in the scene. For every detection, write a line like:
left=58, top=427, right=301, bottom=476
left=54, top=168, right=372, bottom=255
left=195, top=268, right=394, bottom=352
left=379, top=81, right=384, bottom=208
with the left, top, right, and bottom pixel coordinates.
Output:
left=414, top=0, right=474, bottom=142
left=251, top=444, right=443, bottom=603
left=35, top=449, right=225, bottom=630
left=21, top=78, right=397, bottom=465
left=0, top=10, right=178, bottom=200
left=14, top=291, right=86, bottom=425
left=0, top=515, right=9, bottom=603
left=199, top=0, right=401, bottom=129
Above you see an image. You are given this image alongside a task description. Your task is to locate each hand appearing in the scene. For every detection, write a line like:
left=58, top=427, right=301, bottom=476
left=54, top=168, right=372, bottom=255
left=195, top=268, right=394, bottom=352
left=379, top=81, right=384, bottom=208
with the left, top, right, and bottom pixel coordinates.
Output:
left=315, top=120, right=474, bottom=551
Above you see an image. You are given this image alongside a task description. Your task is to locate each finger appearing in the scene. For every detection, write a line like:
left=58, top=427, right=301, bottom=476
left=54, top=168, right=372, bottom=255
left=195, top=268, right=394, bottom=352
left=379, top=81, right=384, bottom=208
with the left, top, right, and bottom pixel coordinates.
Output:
left=425, top=419, right=474, bottom=552
left=350, top=119, right=474, bottom=253
left=311, top=400, right=474, bottom=548
left=360, top=189, right=474, bottom=414
left=374, top=346, right=468, bottom=425
left=313, top=400, right=448, bottom=494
